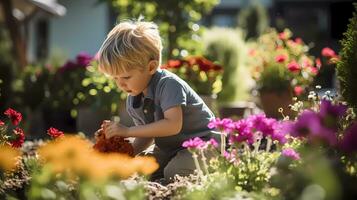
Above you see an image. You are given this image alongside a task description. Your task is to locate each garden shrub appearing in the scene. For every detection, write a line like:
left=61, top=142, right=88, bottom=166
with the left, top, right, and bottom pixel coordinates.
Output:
left=336, top=3, right=357, bottom=113
left=202, top=27, right=252, bottom=103
left=238, top=0, right=269, bottom=40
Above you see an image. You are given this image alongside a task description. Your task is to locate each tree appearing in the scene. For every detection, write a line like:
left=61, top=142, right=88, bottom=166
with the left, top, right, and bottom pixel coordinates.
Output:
left=103, top=0, right=219, bottom=60
left=336, top=3, right=357, bottom=113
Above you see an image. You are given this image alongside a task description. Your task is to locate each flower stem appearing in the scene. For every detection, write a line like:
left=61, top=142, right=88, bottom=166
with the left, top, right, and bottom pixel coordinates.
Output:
left=192, top=152, right=204, bottom=180
left=200, top=149, right=209, bottom=175
left=221, top=132, right=226, bottom=156
left=266, top=137, right=272, bottom=152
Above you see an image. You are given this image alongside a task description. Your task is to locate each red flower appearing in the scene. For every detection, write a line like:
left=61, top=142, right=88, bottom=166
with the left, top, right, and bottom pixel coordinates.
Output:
left=321, top=47, right=336, bottom=58
left=309, top=66, right=318, bottom=75
left=278, top=32, right=287, bottom=40
left=287, top=61, right=300, bottom=72
left=294, top=37, right=303, bottom=44
left=47, top=127, right=64, bottom=138
left=315, top=58, right=322, bottom=68
left=275, top=54, right=287, bottom=63
left=0, top=120, right=4, bottom=126
left=10, top=128, right=25, bottom=148
left=4, top=108, right=22, bottom=126
left=294, top=86, right=304, bottom=96
left=93, top=128, right=134, bottom=156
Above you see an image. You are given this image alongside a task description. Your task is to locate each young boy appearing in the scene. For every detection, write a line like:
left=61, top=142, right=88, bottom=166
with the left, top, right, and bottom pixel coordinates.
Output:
left=97, top=20, right=219, bottom=183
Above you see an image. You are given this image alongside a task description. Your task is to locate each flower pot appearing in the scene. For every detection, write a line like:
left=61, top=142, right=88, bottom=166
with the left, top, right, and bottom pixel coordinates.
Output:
left=259, top=90, right=293, bottom=119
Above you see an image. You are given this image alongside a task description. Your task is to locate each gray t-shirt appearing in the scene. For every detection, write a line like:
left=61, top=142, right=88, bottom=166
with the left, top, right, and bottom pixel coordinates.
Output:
left=126, top=69, right=217, bottom=151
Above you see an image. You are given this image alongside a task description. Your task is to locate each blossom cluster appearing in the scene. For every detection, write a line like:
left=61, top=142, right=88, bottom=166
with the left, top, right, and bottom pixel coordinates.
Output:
left=284, top=99, right=357, bottom=154
left=93, top=128, right=134, bottom=156
left=207, top=114, right=287, bottom=147
left=248, top=28, right=338, bottom=96
left=0, top=108, right=25, bottom=148
left=57, top=52, right=93, bottom=73
left=37, top=135, right=158, bottom=181
left=161, top=56, right=223, bottom=95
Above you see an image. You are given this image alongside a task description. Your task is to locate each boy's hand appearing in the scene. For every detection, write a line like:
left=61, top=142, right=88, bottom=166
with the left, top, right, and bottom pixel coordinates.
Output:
left=103, top=121, right=129, bottom=138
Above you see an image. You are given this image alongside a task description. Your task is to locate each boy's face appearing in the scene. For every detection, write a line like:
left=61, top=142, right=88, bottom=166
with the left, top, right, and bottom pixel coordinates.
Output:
left=112, top=62, right=157, bottom=96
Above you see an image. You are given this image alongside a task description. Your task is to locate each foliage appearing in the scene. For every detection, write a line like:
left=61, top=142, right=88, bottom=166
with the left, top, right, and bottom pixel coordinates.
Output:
left=0, top=23, right=16, bottom=111
left=161, top=56, right=223, bottom=96
left=247, top=28, right=324, bottom=96
left=102, top=0, right=219, bottom=60
left=80, top=60, right=126, bottom=114
left=202, top=27, right=252, bottom=102
left=238, top=1, right=269, bottom=40
left=0, top=108, right=25, bottom=148
left=336, top=3, right=357, bottom=113
left=270, top=92, right=357, bottom=200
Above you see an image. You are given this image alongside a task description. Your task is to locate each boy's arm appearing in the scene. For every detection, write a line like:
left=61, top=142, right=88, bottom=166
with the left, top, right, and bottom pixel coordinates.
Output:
left=132, top=137, right=154, bottom=155
left=128, top=105, right=183, bottom=137
left=104, top=106, right=183, bottom=138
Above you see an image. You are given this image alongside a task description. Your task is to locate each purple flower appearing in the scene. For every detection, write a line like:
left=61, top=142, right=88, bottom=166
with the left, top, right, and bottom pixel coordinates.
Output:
left=271, top=122, right=288, bottom=144
left=249, top=114, right=277, bottom=137
left=286, top=110, right=338, bottom=146
left=319, top=100, right=347, bottom=132
left=229, top=119, right=254, bottom=145
left=208, top=118, right=234, bottom=134
left=282, top=148, right=300, bottom=160
left=76, top=52, right=93, bottom=67
left=182, top=137, right=205, bottom=150
left=339, top=121, right=357, bottom=154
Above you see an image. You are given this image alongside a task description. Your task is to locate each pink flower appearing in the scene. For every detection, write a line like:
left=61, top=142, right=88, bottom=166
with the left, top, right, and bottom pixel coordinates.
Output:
left=0, top=120, right=4, bottom=126
left=206, top=138, right=218, bottom=148
left=321, top=47, right=336, bottom=58
left=282, top=148, right=300, bottom=160
left=309, top=66, right=318, bottom=75
left=47, top=127, right=64, bottom=138
left=4, top=108, right=22, bottom=126
left=248, top=49, right=256, bottom=56
left=208, top=118, right=234, bottom=134
left=294, top=37, right=303, bottom=44
left=275, top=54, right=287, bottom=63
left=10, top=128, right=25, bottom=148
left=182, top=137, right=205, bottom=150
left=278, top=32, right=287, bottom=40
left=287, top=60, right=300, bottom=72
left=294, top=86, right=304, bottom=96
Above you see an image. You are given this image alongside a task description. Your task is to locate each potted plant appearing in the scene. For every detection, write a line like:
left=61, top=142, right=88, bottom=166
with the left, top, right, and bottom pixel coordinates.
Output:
left=247, top=28, right=321, bottom=118
left=161, top=56, right=223, bottom=109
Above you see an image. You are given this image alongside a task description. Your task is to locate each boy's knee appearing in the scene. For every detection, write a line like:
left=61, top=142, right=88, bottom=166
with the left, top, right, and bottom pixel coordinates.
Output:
left=163, top=149, right=196, bottom=182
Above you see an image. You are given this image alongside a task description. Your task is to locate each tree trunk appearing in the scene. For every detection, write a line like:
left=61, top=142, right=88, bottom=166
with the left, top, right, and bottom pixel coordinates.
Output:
left=0, top=0, right=28, bottom=69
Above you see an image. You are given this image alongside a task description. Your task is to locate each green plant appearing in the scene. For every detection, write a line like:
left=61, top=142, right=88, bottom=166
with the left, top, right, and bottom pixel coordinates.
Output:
left=203, top=27, right=251, bottom=103
left=248, top=28, right=320, bottom=96
left=238, top=1, right=269, bottom=40
left=337, top=3, right=357, bottom=113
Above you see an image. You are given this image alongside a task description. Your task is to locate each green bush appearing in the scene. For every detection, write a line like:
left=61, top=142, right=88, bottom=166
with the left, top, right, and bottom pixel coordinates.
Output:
left=238, top=1, right=269, bottom=40
left=202, top=27, right=251, bottom=103
left=336, top=3, right=357, bottom=113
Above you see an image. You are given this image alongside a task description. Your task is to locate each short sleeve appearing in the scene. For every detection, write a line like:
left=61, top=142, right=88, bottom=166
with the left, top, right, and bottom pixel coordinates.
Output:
left=158, top=78, right=187, bottom=112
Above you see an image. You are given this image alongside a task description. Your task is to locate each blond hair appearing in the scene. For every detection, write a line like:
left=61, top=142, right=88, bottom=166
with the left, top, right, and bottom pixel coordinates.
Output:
left=98, top=20, right=162, bottom=75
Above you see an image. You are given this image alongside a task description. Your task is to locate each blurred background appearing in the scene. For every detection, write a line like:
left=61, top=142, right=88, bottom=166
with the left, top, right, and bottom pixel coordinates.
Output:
left=0, top=0, right=354, bottom=139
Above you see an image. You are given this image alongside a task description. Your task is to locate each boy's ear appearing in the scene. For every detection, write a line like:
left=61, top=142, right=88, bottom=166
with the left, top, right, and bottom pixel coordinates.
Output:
left=148, top=60, right=158, bottom=74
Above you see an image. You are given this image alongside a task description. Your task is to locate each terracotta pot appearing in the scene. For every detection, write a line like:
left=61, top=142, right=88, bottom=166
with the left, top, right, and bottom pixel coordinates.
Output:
left=259, top=90, right=293, bottom=119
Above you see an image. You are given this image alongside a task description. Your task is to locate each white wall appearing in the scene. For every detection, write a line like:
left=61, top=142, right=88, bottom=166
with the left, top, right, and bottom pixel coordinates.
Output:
left=49, top=0, right=109, bottom=59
